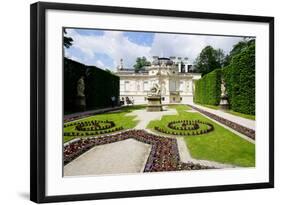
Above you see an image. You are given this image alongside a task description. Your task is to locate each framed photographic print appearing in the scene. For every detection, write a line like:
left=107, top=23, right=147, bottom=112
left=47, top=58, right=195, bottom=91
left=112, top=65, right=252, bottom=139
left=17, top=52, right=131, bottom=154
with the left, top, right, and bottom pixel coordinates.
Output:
left=30, top=1, right=274, bottom=203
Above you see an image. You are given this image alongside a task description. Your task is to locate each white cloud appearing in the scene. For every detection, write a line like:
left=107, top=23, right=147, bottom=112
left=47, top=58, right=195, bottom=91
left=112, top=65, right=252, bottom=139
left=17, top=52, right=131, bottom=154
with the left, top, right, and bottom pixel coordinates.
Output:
left=64, top=48, right=82, bottom=63
left=96, top=60, right=105, bottom=68
left=66, top=29, right=243, bottom=70
left=150, top=33, right=243, bottom=63
left=67, top=29, right=150, bottom=70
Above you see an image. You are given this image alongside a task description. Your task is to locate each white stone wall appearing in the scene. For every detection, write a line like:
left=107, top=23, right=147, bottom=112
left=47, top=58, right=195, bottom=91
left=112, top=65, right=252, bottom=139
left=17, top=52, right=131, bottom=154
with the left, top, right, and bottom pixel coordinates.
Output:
left=118, top=71, right=201, bottom=105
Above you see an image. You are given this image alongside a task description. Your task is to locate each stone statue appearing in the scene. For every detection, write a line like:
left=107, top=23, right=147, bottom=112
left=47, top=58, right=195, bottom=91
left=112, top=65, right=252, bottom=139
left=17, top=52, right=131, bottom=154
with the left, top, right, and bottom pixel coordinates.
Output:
left=77, top=76, right=85, bottom=97
left=219, top=78, right=229, bottom=110
left=150, top=83, right=161, bottom=96
left=147, top=83, right=163, bottom=112
left=221, top=79, right=227, bottom=97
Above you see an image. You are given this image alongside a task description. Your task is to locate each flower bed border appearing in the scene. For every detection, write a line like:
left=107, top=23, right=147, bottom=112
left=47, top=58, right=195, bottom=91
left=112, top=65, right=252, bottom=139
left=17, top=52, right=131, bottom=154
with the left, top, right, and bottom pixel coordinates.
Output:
left=188, top=105, right=255, bottom=140
left=64, top=130, right=213, bottom=172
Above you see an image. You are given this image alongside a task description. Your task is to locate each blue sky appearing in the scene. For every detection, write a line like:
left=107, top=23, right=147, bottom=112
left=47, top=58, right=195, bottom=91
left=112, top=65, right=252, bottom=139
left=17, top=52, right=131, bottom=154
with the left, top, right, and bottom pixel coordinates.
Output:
left=64, top=28, right=243, bottom=70
left=123, top=31, right=154, bottom=46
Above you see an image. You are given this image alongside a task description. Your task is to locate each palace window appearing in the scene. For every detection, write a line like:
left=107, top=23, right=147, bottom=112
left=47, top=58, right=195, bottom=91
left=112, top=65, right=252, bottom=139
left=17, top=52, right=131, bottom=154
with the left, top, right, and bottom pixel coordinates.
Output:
left=125, top=81, right=130, bottom=91
left=179, top=81, right=184, bottom=91
left=143, top=81, right=149, bottom=91
left=169, top=80, right=176, bottom=91
left=120, top=84, right=125, bottom=91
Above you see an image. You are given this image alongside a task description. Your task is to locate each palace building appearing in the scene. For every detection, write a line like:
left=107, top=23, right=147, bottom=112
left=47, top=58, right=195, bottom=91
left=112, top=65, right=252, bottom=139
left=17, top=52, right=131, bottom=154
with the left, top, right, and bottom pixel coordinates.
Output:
left=115, top=56, right=201, bottom=105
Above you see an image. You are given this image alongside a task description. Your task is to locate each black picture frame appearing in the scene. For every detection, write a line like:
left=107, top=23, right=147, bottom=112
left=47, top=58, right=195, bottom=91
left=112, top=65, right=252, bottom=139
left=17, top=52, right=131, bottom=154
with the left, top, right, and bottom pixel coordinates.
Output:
left=30, top=1, right=274, bottom=203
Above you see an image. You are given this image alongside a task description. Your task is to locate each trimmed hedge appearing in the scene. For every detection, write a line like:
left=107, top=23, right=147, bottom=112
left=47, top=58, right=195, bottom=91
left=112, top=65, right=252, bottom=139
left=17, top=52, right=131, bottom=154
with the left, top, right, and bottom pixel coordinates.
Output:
left=194, top=44, right=255, bottom=115
left=194, top=69, right=221, bottom=105
left=64, top=58, right=86, bottom=113
left=223, top=44, right=255, bottom=115
left=86, top=65, right=119, bottom=110
left=64, top=58, right=119, bottom=114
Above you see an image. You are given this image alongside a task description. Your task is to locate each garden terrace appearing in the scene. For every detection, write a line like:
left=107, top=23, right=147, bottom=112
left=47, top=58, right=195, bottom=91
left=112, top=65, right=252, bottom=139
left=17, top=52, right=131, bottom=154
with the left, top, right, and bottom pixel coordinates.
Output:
left=147, top=105, right=255, bottom=167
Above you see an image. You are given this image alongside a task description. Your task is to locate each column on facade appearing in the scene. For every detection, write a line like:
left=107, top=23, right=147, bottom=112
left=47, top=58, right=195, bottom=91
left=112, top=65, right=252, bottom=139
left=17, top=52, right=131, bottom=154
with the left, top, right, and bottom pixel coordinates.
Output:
left=184, top=63, right=188, bottom=73
left=189, top=80, right=193, bottom=93
left=178, top=62, right=181, bottom=72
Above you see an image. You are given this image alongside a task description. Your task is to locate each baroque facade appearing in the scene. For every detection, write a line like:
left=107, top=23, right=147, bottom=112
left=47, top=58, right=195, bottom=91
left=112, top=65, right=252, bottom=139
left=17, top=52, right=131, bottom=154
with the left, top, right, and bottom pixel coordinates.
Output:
left=115, top=56, right=201, bottom=105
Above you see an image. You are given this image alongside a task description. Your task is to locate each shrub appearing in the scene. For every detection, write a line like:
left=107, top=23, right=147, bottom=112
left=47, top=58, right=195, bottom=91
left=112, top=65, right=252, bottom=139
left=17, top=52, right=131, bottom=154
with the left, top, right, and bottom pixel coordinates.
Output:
left=194, top=69, right=221, bottom=105
left=223, top=44, right=255, bottom=115
left=194, top=44, right=255, bottom=115
left=64, top=58, right=119, bottom=114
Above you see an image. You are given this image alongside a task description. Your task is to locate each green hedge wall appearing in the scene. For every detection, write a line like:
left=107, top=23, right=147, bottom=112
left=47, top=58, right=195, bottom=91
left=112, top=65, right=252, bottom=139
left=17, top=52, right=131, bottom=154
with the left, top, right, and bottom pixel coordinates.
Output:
left=86, top=65, right=119, bottom=110
left=194, top=69, right=222, bottom=105
left=223, top=44, right=255, bottom=115
left=194, top=44, right=255, bottom=115
left=64, top=58, right=119, bottom=114
left=64, top=58, right=86, bottom=113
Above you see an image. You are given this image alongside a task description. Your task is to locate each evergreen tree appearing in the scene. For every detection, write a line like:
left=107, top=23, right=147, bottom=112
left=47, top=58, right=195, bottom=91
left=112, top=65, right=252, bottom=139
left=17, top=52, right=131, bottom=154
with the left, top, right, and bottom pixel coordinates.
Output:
left=194, top=46, right=224, bottom=76
left=224, top=38, right=255, bottom=66
left=63, top=28, right=73, bottom=48
left=133, top=57, right=151, bottom=73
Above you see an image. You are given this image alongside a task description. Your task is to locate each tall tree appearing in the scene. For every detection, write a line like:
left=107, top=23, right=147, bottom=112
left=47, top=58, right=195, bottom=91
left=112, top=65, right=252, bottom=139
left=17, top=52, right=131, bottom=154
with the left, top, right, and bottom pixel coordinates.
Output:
left=63, top=28, right=73, bottom=48
left=133, top=57, right=151, bottom=73
left=194, top=46, right=223, bottom=76
left=224, top=38, right=255, bottom=66
left=216, top=48, right=225, bottom=66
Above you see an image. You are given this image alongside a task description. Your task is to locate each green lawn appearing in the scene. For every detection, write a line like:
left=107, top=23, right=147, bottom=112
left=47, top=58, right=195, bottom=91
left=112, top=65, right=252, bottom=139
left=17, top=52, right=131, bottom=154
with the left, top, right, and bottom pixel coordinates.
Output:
left=63, top=105, right=144, bottom=142
left=168, top=104, right=191, bottom=111
left=196, top=103, right=255, bottom=120
left=147, top=105, right=255, bottom=167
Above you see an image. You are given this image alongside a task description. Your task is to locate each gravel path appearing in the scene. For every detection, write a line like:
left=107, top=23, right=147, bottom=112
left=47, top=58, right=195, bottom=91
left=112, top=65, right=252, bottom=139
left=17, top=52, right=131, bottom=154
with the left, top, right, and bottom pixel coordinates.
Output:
left=126, top=106, right=177, bottom=129
left=64, top=139, right=151, bottom=176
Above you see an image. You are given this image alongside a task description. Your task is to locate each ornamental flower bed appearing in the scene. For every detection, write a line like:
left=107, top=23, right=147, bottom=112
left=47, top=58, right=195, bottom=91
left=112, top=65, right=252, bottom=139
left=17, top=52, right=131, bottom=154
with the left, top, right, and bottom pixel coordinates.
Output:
left=75, top=120, right=115, bottom=131
left=167, top=120, right=200, bottom=130
left=64, top=120, right=123, bottom=136
left=155, top=120, right=214, bottom=136
left=64, top=130, right=213, bottom=172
